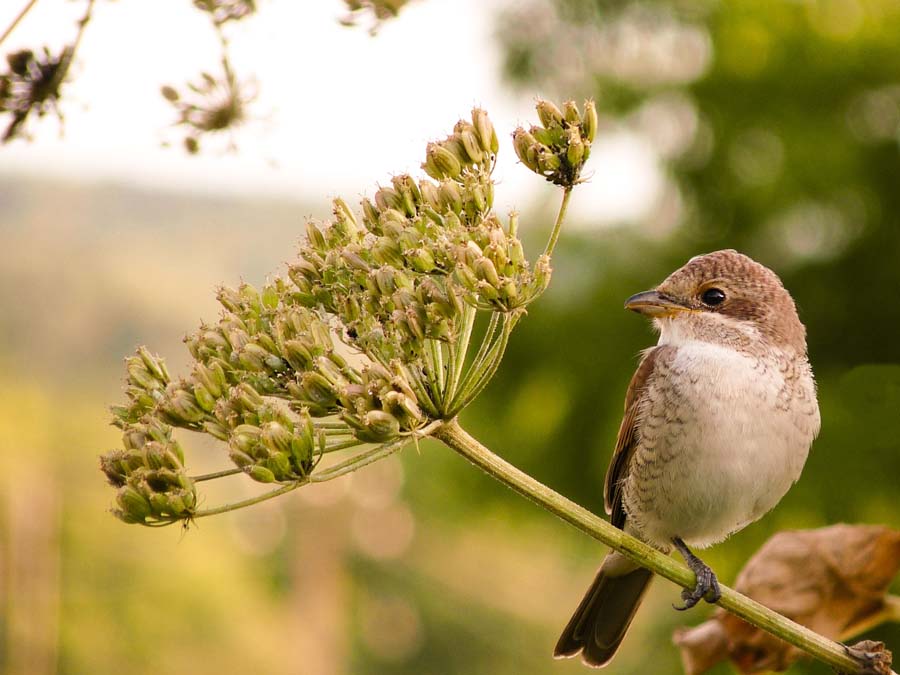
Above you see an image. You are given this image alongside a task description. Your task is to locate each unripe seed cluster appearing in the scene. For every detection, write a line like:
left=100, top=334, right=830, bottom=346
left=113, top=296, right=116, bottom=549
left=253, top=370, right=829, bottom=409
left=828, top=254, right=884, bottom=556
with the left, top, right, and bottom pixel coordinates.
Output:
left=513, top=98, right=597, bottom=187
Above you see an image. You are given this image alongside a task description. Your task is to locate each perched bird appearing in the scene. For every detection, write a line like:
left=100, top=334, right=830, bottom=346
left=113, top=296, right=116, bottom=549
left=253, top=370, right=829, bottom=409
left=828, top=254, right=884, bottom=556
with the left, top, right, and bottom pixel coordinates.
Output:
left=554, top=249, right=821, bottom=668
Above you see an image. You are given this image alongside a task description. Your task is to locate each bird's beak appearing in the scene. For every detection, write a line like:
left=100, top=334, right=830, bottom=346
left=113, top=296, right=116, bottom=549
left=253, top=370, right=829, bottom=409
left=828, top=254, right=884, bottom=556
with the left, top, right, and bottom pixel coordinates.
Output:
left=624, top=290, right=690, bottom=317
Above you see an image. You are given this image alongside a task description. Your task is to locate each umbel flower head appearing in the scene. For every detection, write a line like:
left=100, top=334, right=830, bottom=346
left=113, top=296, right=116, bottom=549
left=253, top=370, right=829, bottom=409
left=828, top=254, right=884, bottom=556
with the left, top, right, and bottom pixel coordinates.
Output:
left=513, top=98, right=597, bottom=187
left=101, top=101, right=591, bottom=526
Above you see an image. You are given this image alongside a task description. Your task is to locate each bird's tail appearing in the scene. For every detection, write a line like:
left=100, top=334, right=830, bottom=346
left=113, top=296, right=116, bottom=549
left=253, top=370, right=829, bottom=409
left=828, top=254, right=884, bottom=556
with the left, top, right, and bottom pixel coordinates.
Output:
left=554, top=553, right=654, bottom=668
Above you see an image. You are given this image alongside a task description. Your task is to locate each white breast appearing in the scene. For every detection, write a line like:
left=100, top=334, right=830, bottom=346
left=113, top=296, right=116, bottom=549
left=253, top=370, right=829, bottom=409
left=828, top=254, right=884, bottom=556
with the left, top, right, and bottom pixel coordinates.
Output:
left=624, top=338, right=819, bottom=549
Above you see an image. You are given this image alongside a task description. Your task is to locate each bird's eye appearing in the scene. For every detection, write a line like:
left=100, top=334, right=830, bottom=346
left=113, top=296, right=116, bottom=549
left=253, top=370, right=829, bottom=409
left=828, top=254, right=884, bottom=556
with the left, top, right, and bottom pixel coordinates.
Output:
left=701, top=288, right=726, bottom=306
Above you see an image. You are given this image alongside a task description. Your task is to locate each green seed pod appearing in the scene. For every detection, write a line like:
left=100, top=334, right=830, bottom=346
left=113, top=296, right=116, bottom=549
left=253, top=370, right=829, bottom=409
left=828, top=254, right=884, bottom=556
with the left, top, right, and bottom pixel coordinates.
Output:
left=424, top=143, right=462, bottom=180
left=566, top=126, right=585, bottom=167
left=261, top=421, right=293, bottom=456
left=418, top=180, right=441, bottom=211
left=374, top=186, right=403, bottom=212
left=283, top=339, right=313, bottom=371
left=332, top=197, right=358, bottom=229
left=362, top=198, right=381, bottom=229
left=301, top=372, right=338, bottom=409
left=229, top=447, right=255, bottom=468
left=233, top=383, right=264, bottom=411
left=137, top=346, right=169, bottom=383
left=458, top=129, right=485, bottom=164
left=582, top=98, right=598, bottom=144
left=359, top=410, right=401, bottom=443
left=406, top=247, right=435, bottom=273
left=439, top=181, right=463, bottom=214
left=476, top=280, right=500, bottom=301
left=536, top=99, right=565, bottom=129
left=193, top=382, right=217, bottom=413
left=536, top=147, right=562, bottom=174
left=118, top=485, right=152, bottom=522
left=204, top=419, right=230, bottom=441
left=475, top=257, right=502, bottom=288
left=248, top=465, right=277, bottom=483
left=306, top=221, right=328, bottom=251
left=512, top=128, right=539, bottom=170
left=265, top=452, right=293, bottom=480
left=453, top=265, right=479, bottom=292
left=166, top=388, right=206, bottom=424
left=533, top=254, right=553, bottom=294
left=563, top=100, right=581, bottom=126
left=126, top=360, right=157, bottom=391
left=238, top=343, right=269, bottom=372
left=472, top=107, right=498, bottom=154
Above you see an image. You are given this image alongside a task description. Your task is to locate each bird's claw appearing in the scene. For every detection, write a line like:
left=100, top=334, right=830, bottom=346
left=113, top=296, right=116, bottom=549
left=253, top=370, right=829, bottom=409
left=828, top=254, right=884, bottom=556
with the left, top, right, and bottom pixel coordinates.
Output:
left=671, top=537, right=721, bottom=611
left=672, top=565, right=720, bottom=611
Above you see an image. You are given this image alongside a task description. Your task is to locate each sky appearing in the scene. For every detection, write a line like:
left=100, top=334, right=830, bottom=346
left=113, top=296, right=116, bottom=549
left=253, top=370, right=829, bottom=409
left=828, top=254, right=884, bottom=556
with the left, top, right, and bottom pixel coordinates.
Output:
left=0, top=0, right=662, bottom=225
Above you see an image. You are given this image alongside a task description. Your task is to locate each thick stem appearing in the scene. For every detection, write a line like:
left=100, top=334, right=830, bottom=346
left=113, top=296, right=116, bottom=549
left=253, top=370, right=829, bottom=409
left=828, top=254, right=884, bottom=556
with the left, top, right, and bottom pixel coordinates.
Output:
left=433, top=418, right=880, bottom=675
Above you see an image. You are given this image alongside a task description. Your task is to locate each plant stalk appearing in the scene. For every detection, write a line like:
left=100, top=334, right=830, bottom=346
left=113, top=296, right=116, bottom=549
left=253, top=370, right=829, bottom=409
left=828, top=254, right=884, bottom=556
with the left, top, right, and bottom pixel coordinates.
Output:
left=544, top=186, right=573, bottom=259
left=433, top=418, right=881, bottom=675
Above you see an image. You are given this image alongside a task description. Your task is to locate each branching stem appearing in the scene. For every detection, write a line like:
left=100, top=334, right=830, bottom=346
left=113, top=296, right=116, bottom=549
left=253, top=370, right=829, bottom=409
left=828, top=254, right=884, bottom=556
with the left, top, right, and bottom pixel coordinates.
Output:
left=433, top=418, right=884, bottom=675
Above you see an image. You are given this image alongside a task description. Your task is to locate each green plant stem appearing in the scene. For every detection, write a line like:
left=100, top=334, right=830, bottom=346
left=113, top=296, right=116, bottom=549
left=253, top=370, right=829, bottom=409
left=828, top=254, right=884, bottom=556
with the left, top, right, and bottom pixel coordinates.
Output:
left=433, top=418, right=880, bottom=675
left=544, top=186, right=573, bottom=259
left=444, top=304, right=477, bottom=406
left=191, top=467, right=242, bottom=482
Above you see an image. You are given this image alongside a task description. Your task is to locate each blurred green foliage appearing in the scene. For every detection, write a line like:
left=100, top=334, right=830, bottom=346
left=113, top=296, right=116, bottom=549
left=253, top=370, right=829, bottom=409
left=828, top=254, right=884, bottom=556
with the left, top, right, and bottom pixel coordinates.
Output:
left=3, top=1, right=900, bottom=673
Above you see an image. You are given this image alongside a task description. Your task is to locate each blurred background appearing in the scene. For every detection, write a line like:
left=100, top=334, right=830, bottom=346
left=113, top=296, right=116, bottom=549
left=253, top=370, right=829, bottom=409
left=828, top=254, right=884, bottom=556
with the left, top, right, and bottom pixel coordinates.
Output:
left=2, top=1, right=900, bottom=674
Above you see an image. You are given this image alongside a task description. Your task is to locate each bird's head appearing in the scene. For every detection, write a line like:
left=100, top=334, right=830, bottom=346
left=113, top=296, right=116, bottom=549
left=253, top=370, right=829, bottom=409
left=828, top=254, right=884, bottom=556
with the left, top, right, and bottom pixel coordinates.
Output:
left=625, top=249, right=807, bottom=354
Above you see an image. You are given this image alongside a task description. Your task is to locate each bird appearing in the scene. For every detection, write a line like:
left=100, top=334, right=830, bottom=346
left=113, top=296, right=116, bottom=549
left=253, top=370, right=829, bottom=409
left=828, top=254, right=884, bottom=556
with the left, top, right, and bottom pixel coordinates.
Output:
left=553, top=249, right=821, bottom=668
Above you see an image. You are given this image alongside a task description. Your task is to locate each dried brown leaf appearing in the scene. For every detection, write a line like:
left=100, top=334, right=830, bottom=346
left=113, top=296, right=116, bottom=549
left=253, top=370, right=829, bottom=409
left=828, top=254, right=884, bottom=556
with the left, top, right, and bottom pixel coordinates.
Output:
left=673, top=524, right=900, bottom=674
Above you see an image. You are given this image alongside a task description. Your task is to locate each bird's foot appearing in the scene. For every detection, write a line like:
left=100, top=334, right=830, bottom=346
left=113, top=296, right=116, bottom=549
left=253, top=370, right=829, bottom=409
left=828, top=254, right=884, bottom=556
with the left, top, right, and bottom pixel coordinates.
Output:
left=671, top=537, right=721, bottom=611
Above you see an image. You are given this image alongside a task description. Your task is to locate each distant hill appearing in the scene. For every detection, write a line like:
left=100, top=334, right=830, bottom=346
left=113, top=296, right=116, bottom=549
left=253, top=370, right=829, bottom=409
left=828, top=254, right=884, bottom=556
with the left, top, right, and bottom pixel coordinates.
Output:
left=0, top=173, right=320, bottom=385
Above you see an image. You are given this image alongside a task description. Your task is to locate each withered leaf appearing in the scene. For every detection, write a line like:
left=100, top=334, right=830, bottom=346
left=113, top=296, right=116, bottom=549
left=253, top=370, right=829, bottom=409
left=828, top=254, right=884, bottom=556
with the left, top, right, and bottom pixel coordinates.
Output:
left=673, top=524, right=900, bottom=674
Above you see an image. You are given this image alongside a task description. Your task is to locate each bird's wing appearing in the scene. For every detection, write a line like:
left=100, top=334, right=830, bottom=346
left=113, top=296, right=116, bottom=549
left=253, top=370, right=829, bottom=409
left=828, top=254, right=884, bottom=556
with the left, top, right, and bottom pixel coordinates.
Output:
left=603, top=345, right=675, bottom=530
